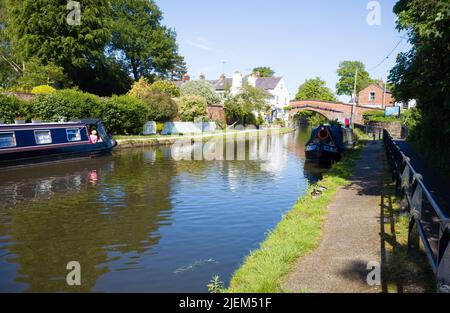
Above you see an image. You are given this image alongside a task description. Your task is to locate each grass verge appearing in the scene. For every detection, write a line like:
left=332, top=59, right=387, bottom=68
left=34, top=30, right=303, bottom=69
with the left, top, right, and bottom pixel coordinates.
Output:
left=225, top=143, right=363, bottom=293
left=379, top=152, right=435, bottom=293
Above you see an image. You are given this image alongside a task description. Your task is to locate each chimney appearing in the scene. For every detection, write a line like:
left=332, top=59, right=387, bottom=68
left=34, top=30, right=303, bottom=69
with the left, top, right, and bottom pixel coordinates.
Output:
left=254, top=71, right=261, bottom=78
left=231, top=71, right=243, bottom=95
left=182, top=74, right=190, bottom=82
left=199, top=72, right=206, bottom=80
left=247, top=73, right=257, bottom=87
left=378, top=79, right=384, bottom=87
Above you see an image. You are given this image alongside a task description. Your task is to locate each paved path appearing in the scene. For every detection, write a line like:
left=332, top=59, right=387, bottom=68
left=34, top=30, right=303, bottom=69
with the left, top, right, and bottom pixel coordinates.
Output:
left=283, top=141, right=384, bottom=293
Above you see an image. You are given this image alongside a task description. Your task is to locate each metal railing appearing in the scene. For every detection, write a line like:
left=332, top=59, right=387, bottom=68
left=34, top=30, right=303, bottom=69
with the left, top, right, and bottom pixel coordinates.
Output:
left=383, top=129, right=450, bottom=292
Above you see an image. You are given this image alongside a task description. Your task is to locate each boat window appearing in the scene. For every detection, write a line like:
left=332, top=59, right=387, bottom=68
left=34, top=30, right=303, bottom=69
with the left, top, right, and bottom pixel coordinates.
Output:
left=34, top=130, right=52, bottom=145
left=0, top=132, right=17, bottom=148
left=66, top=128, right=82, bottom=142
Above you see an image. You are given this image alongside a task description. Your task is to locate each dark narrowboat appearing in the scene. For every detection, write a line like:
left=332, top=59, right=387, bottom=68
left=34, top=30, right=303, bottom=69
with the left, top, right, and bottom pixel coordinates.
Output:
left=305, top=124, right=350, bottom=164
left=0, top=119, right=117, bottom=168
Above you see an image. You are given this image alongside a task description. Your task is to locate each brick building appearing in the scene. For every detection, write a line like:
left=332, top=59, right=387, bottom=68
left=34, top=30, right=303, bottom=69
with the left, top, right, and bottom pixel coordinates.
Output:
left=357, top=80, right=394, bottom=109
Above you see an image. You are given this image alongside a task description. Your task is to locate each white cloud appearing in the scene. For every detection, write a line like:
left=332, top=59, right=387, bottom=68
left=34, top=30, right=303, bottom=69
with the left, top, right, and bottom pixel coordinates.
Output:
left=185, top=37, right=214, bottom=51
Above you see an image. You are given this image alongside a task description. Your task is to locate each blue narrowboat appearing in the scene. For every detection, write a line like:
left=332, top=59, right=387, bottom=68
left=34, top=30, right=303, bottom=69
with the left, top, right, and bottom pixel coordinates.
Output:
left=305, top=124, right=348, bottom=164
left=0, top=119, right=117, bottom=168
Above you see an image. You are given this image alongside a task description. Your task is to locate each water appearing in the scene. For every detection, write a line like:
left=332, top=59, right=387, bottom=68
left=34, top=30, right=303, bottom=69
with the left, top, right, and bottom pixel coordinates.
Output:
left=0, top=127, right=326, bottom=292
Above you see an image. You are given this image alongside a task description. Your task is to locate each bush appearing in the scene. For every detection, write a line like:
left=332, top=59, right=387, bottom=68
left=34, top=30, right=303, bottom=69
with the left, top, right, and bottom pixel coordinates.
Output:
left=101, top=95, right=148, bottom=135
left=176, top=95, right=208, bottom=121
left=31, top=85, right=56, bottom=95
left=180, top=80, right=221, bottom=105
left=0, top=94, right=23, bottom=123
left=141, top=92, right=178, bottom=122
left=127, top=77, right=152, bottom=99
left=363, top=109, right=401, bottom=123
left=149, top=80, right=181, bottom=97
left=156, top=122, right=165, bottom=134
left=30, top=89, right=102, bottom=121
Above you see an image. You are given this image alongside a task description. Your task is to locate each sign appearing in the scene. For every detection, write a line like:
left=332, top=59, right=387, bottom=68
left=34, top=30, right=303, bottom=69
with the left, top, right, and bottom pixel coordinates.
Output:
left=385, top=106, right=401, bottom=117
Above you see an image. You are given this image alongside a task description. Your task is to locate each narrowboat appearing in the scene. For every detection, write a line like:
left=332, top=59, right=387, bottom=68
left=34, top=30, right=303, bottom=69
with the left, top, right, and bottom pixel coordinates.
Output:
left=305, top=124, right=350, bottom=164
left=0, top=119, right=117, bottom=168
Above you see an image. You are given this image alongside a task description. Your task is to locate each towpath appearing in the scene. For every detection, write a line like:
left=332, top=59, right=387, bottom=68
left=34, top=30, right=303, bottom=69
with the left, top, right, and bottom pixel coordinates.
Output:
left=283, top=141, right=384, bottom=293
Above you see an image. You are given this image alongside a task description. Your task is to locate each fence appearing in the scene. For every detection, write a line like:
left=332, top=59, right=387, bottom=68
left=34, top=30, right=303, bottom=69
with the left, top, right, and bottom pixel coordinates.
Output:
left=383, top=129, right=450, bottom=292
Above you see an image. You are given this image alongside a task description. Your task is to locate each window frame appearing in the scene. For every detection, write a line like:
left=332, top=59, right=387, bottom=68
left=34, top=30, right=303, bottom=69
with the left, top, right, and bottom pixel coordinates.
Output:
left=34, top=129, right=53, bottom=145
left=0, top=132, right=17, bottom=148
left=369, top=91, right=376, bottom=101
left=66, top=128, right=82, bottom=142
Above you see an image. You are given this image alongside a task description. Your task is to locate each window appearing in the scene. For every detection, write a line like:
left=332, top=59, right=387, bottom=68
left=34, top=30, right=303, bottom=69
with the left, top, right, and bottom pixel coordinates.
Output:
left=369, top=92, right=376, bottom=101
left=34, top=130, right=52, bottom=145
left=66, top=128, right=82, bottom=142
left=0, top=132, right=16, bottom=148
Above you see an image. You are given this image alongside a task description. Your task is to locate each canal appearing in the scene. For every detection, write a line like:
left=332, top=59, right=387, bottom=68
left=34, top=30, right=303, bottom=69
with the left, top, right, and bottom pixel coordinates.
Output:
left=0, top=127, right=327, bottom=292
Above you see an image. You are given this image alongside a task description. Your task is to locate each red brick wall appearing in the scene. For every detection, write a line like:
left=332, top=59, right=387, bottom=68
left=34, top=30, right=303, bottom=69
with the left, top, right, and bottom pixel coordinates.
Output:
left=207, top=105, right=226, bottom=122
left=358, top=84, right=394, bottom=108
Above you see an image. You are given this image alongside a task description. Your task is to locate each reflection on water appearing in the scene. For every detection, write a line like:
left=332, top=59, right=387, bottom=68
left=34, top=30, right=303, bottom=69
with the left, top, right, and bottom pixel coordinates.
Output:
left=0, top=128, right=326, bottom=292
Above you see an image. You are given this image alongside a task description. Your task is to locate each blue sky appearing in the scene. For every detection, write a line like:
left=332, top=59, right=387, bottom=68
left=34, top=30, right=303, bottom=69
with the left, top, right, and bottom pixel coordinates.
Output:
left=157, top=0, right=410, bottom=101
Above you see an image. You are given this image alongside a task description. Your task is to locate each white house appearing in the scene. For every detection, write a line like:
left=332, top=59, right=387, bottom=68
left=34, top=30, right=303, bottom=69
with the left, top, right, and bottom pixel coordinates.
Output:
left=211, top=71, right=291, bottom=121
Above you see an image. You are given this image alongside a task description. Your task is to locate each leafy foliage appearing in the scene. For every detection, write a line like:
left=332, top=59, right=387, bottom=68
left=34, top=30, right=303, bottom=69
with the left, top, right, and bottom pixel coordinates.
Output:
left=30, top=89, right=101, bottom=122
left=224, top=84, right=269, bottom=125
left=0, top=94, right=23, bottom=123
left=252, top=67, right=275, bottom=78
left=389, top=0, right=450, bottom=176
left=176, top=95, right=208, bottom=122
left=101, top=95, right=148, bottom=135
left=127, top=77, right=152, bottom=99
left=108, top=0, right=182, bottom=81
left=180, top=80, right=221, bottom=105
left=149, top=80, right=181, bottom=97
left=17, top=58, right=68, bottom=90
left=295, top=77, right=337, bottom=102
left=141, top=92, right=178, bottom=122
left=31, top=85, right=56, bottom=95
left=336, top=61, right=374, bottom=96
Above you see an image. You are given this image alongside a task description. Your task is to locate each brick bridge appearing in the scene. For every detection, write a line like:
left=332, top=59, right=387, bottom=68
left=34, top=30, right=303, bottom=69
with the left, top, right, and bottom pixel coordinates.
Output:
left=290, top=100, right=384, bottom=125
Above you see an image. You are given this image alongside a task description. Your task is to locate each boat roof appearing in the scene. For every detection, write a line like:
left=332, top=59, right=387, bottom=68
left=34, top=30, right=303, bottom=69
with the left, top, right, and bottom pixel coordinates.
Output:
left=0, top=119, right=103, bottom=129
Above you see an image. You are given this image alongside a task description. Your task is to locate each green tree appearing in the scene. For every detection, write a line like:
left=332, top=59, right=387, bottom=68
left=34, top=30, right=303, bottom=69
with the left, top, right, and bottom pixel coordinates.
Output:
left=180, top=80, right=221, bottom=105
left=141, top=93, right=178, bottom=122
left=149, top=80, right=181, bottom=97
left=109, top=0, right=182, bottom=81
left=295, top=77, right=337, bottom=102
left=17, top=58, right=68, bottom=90
left=176, top=95, right=207, bottom=122
left=252, top=67, right=275, bottom=77
left=5, top=0, right=111, bottom=78
left=389, top=0, right=450, bottom=176
left=336, top=61, right=374, bottom=96
left=224, top=84, right=269, bottom=125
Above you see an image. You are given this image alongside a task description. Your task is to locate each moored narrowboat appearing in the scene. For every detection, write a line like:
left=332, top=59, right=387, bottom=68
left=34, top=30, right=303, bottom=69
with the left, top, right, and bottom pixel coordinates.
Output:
left=305, top=124, right=349, bottom=164
left=0, top=119, right=117, bottom=168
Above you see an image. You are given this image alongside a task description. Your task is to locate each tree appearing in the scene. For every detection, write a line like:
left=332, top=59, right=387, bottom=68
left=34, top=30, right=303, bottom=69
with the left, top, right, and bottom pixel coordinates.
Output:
left=176, top=95, right=208, bottom=122
left=389, top=0, right=450, bottom=176
left=17, top=58, right=68, bottom=90
left=5, top=0, right=111, bottom=78
left=149, top=80, right=181, bottom=98
left=108, top=0, right=182, bottom=81
left=224, top=84, right=270, bottom=125
left=252, top=67, right=275, bottom=77
left=141, top=93, right=178, bottom=122
left=168, top=55, right=188, bottom=81
left=336, top=61, right=374, bottom=96
left=295, top=77, right=337, bottom=102
left=127, top=77, right=152, bottom=99
left=180, top=80, right=221, bottom=105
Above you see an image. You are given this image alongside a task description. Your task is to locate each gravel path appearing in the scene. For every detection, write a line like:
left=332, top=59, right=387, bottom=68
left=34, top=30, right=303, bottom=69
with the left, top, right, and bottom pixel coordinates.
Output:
left=283, top=141, right=384, bottom=293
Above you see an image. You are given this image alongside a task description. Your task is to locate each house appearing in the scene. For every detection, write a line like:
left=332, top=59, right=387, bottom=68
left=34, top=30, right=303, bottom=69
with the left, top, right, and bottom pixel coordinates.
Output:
left=395, top=99, right=417, bottom=111
left=357, top=80, right=394, bottom=109
left=175, top=71, right=291, bottom=121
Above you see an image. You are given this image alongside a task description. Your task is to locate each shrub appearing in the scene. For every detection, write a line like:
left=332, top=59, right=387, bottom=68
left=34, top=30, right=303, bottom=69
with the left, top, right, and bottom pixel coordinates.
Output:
left=363, top=109, right=401, bottom=123
left=180, top=80, right=221, bottom=105
left=31, top=85, right=56, bottom=95
left=30, top=89, right=101, bottom=121
left=156, top=122, right=165, bottom=134
left=101, top=95, right=148, bottom=135
left=176, top=95, right=208, bottom=121
left=0, top=94, right=23, bottom=123
left=149, top=80, right=181, bottom=97
left=127, top=77, right=152, bottom=99
left=141, top=92, right=178, bottom=122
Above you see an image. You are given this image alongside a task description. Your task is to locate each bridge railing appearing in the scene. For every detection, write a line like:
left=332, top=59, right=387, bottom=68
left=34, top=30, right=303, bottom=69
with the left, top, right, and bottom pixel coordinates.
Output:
left=383, top=129, right=450, bottom=292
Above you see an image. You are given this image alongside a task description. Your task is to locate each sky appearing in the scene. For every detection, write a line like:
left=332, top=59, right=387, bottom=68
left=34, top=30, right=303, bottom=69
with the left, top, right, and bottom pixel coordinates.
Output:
left=157, top=0, right=410, bottom=102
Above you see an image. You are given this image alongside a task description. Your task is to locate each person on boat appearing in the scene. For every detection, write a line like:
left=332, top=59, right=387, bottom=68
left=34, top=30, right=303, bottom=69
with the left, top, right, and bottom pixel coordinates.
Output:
left=90, top=130, right=99, bottom=143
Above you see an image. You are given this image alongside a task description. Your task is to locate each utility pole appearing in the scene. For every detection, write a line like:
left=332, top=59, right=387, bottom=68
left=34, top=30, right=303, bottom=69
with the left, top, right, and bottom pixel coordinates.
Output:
left=351, top=67, right=358, bottom=129
left=382, top=79, right=387, bottom=110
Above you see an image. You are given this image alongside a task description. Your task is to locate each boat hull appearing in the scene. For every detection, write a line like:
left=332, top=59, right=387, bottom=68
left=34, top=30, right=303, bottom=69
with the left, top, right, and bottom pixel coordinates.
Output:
left=0, top=143, right=114, bottom=168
